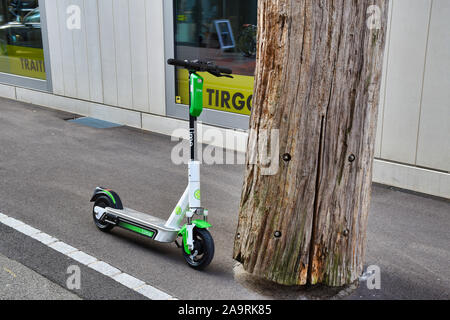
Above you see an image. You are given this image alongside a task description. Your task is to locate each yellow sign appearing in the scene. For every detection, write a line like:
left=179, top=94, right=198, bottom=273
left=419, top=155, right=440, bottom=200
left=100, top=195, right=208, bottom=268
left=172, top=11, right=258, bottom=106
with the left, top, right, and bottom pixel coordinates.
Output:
left=177, top=69, right=254, bottom=116
left=0, top=45, right=46, bottom=80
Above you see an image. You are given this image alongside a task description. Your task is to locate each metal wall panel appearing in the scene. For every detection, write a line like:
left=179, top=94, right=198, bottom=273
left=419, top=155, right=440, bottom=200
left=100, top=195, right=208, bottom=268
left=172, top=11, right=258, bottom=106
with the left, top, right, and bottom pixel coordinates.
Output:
left=129, top=0, right=150, bottom=112
left=71, top=0, right=91, bottom=101
left=57, top=0, right=78, bottom=98
left=98, top=0, right=119, bottom=106
left=84, top=0, right=104, bottom=103
left=380, top=0, right=432, bottom=165
left=146, top=0, right=166, bottom=116
left=113, top=0, right=133, bottom=109
left=416, top=0, right=450, bottom=172
left=44, top=0, right=165, bottom=114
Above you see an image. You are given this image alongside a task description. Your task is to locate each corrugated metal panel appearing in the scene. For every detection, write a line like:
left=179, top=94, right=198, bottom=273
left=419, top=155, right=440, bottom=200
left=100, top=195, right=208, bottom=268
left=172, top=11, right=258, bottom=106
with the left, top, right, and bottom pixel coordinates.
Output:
left=84, top=0, right=104, bottom=103
left=146, top=0, right=166, bottom=116
left=380, top=0, right=432, bottom=165
left=416, top=0, right=450, bottom=172
left=98, top=0, right=119, bottom=106
left=129, top=0, right=150, bottom=112
left=113, top=0, right=133, bottom=109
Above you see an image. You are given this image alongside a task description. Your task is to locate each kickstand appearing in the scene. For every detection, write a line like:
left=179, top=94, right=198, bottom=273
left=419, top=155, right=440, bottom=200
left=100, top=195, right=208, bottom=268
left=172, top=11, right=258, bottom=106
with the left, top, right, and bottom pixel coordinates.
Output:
left=175, top=239, right=182, bottom=249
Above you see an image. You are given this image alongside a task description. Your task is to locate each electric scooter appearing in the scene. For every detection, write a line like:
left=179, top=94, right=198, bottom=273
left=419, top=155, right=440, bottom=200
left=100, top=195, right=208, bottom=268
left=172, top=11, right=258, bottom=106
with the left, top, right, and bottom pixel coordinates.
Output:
left=90, top=59, right=233, bottom=270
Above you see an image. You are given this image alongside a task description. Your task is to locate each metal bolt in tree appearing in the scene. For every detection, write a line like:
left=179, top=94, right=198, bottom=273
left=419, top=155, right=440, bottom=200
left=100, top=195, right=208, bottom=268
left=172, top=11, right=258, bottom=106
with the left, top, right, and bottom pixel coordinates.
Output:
left=233, top=0, right=389, bottom=287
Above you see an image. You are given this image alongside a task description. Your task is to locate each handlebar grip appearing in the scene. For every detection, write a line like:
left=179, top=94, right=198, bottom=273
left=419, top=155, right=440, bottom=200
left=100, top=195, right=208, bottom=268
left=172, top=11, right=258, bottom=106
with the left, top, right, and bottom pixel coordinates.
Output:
left=167, top=59, right=185, bottom=67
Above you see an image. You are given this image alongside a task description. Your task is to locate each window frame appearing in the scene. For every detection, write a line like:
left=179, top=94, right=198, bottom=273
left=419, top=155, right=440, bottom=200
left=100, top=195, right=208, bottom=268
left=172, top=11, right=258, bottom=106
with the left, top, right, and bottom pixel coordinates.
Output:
left=0, top=0, right=52, bottom=92
left=163, top=0, right=250, bottom=130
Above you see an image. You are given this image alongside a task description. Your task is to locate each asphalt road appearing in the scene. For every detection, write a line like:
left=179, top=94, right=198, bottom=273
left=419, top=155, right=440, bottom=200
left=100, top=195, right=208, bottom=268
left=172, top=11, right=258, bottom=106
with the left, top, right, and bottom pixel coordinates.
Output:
left=0, top=97, right=449, bottom=300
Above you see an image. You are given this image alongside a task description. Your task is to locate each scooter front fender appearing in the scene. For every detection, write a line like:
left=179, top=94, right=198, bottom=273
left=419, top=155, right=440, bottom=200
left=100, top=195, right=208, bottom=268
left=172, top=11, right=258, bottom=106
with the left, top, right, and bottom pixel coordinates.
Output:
left=178, top=220, right=212, bottom=255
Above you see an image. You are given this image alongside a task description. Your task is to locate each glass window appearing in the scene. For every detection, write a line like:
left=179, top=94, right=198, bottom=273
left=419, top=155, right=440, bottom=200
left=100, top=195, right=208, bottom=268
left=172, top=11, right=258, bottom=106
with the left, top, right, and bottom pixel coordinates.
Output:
left=174, top=0, right=257, bottom=116
left=0, top=0, right=46, bottom=80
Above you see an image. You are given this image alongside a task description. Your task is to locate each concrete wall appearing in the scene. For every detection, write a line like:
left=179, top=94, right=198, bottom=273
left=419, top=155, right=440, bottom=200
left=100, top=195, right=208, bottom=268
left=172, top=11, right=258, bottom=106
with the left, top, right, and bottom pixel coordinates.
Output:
left=0, top=0, right=448, bottom=198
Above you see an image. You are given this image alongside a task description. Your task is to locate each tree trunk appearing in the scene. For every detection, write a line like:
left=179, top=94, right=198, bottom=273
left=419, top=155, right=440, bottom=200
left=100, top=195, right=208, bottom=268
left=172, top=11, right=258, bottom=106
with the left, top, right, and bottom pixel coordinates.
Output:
left=233, top=0, right=389, bottom=287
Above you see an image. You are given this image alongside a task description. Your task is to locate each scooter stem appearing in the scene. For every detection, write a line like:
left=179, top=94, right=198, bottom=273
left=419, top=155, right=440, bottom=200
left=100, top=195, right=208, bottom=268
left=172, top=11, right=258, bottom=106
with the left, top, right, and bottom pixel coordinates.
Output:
left=189, top=71, right=197, bottom=161
left=189, top=115, right=196, bottom=161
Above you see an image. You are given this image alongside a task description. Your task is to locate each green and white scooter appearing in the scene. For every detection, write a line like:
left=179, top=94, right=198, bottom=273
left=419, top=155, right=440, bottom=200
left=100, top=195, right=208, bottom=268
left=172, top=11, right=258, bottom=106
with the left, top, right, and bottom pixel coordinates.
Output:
left=90, top=59, right=233, bottom=270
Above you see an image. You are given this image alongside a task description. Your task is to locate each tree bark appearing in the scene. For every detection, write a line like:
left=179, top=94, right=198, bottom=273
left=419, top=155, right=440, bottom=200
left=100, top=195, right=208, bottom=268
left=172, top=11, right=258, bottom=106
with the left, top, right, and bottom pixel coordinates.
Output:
left=233, top=0, right=389, bottom=286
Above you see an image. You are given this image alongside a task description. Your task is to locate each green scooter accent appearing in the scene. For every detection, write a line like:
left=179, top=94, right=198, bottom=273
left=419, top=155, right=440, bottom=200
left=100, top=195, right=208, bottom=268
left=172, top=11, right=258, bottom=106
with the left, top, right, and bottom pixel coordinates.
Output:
left=101, top=190, right=116, bottom=205
left=189, top=73, right=204, bottom=117
left=178, top=220, right=212, bottom=255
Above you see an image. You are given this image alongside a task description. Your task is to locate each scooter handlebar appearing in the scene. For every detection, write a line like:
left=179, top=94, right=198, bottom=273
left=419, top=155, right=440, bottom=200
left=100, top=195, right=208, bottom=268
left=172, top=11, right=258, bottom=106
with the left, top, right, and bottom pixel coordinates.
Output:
left=167, top=59, right=233, bottom=76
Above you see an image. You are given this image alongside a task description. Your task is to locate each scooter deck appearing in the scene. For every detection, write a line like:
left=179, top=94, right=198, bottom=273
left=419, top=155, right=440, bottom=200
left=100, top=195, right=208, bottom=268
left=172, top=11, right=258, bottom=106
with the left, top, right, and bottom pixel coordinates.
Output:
left=106, top=207, right=179, bottom=243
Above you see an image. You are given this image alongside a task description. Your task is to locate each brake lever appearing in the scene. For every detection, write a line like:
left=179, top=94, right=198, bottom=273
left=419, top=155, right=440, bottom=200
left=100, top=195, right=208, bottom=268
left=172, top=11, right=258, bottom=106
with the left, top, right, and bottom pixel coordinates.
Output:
left=208, top=70, right=234, bottom=79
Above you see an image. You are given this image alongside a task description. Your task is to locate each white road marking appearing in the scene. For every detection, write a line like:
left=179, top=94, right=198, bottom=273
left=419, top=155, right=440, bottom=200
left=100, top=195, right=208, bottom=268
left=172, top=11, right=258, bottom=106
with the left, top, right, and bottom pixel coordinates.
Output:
left=0, top=213, right=176, bottom=300
left=136, top=284, right=172, bottom=300
left=68, top=251, right=98, bottom=265
left=30, top=232, right=58, bottom=245
left=113, top=273, right=146, bottom=290
left=2, top=217, right=25, bottom=229
left=88, top=261, right=121, bottom=277
left=14, top=224, right=41, bottom=236
left=49, top=241, right=78, bottom=255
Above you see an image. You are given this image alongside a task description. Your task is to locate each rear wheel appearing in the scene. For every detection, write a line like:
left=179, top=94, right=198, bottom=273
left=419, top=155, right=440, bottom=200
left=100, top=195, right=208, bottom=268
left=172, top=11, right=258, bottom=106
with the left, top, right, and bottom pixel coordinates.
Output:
left=182, top=228, right=214, bottom=270
left=93, top=196, right=114, bottom=232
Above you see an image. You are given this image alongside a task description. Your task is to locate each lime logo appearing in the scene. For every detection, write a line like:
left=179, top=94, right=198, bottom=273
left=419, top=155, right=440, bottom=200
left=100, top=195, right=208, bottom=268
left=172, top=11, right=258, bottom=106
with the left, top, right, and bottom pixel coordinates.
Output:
left=194, top=190, right=201, bottom=200
left=175, top=206, right=182, bottom=216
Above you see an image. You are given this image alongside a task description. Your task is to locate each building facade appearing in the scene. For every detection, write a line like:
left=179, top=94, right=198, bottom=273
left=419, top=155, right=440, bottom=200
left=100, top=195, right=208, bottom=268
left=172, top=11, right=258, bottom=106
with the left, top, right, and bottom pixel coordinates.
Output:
left=0, top=0, right=448, bottom=198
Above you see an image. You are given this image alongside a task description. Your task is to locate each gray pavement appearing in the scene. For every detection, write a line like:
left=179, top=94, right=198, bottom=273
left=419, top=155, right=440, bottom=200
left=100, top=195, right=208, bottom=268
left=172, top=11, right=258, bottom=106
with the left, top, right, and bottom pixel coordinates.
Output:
left=0, top=97, right=449, bottom=300
left=0, top=222, right=147, bottom=300
left=0, top=252, right=80, bottom=300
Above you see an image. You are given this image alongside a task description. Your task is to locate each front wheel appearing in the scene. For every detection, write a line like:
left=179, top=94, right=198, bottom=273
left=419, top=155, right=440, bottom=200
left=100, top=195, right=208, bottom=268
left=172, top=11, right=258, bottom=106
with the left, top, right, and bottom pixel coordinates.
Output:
left=182, top=228, right=215, bottom=270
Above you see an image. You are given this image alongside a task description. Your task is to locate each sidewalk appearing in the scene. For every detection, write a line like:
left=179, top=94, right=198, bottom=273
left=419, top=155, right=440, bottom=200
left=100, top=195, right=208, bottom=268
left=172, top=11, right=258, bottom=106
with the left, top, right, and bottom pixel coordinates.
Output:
left=0, top=253, right=80, bottom=300
left=0, top=97, right=449, bottom=300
